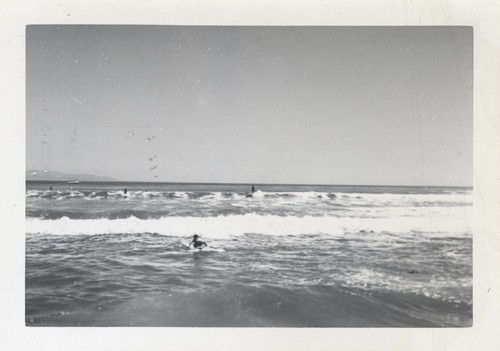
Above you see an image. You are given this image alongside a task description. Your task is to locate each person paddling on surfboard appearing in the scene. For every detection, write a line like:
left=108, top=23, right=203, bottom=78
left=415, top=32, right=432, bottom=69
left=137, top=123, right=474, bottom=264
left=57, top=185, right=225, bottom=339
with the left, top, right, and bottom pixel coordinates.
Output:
left=189, top=234, right=207, bottom=249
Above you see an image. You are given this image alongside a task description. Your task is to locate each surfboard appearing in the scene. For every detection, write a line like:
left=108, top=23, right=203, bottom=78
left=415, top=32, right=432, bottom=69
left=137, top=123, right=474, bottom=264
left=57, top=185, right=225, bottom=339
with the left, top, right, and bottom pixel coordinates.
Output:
left=179, top=241, right=223, bottom=253
left=180, top=241, right=206, bottom=250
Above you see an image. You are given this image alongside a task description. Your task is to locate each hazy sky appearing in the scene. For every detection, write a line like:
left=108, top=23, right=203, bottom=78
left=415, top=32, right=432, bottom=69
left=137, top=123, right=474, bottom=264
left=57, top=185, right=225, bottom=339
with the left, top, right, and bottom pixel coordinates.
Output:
left=26, top=26, right=472, bottom=186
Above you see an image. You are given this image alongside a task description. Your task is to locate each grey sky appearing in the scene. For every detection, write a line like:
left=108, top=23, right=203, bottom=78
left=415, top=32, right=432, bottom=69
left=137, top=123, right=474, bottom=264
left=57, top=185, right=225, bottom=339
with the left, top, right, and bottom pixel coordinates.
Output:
left=26, top=26, right=472, bottom=186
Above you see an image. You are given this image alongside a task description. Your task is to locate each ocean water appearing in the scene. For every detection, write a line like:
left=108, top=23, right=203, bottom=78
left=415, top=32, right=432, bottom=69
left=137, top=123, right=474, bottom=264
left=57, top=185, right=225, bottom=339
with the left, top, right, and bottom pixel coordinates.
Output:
left=25, top=181, right=472, bottom=327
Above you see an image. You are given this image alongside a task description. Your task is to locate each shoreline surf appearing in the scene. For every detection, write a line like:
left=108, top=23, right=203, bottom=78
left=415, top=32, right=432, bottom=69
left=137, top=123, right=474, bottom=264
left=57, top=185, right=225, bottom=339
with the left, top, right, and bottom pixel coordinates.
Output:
left=25, top=182, right=473, bottom=327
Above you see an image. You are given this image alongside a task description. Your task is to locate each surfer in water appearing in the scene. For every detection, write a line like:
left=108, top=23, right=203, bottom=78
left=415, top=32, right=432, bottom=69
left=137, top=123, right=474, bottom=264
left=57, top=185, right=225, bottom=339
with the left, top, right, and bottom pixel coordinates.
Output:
left=190, top=234, right=207, bottom=249
left=246, top=184, right=256, bottom=198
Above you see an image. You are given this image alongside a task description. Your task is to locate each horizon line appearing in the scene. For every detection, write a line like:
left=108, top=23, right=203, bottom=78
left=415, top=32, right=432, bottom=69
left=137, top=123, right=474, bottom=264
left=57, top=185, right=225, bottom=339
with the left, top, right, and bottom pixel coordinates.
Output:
left=25, top=179, right=473, bottom=188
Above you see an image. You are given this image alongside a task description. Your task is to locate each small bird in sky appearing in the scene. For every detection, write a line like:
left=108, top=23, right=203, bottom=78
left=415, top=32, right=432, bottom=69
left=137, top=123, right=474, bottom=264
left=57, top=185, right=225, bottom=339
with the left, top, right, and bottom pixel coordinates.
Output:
left=127, top=131, right=134, bottom=137
left=148, top=155, right=157, bottom=161
left=147, top=136, right=156, bottom=141
left=150, top=165, right=158, bottom=171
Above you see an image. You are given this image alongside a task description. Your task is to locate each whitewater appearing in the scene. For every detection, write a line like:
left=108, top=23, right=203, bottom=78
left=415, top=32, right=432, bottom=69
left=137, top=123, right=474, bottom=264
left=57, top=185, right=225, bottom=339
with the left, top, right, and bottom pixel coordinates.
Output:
left=25, top=181, right=472, bottom=327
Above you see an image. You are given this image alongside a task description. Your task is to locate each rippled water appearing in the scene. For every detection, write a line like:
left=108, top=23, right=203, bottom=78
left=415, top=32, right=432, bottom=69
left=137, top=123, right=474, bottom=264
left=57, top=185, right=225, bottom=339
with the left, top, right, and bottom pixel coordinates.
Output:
left=25, top=182, right=472, bottom=327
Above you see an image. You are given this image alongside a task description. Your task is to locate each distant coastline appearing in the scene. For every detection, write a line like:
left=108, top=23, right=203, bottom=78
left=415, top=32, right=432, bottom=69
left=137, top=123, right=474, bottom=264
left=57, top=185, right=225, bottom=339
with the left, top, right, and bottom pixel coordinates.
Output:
left=26, top=170, right=117, bottom=182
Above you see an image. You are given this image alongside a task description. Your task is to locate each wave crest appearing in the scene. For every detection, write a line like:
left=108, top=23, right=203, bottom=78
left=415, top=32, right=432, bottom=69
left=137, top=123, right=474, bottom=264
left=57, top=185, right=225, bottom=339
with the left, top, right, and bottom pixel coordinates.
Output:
left=26, top=213, right=471, bottom=238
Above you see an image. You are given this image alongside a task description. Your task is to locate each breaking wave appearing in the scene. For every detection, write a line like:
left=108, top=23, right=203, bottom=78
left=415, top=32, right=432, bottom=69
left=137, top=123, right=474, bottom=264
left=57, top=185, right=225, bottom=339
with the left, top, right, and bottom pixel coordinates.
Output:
left=26, top=213, right=472, bottom=238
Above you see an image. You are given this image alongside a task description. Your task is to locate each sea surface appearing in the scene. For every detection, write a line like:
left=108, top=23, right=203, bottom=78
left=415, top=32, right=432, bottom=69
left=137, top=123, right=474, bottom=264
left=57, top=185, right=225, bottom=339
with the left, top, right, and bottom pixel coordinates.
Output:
left=25, top=181, right=472, bottom=327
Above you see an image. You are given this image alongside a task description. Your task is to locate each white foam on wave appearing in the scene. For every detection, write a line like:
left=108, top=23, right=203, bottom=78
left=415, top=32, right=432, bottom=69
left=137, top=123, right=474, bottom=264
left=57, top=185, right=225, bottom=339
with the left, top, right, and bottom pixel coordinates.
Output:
left=336, top=192, right=472, bottom=205
left=251, top=190, right=265, bottom=197
left=25, top=188, right=471, bottom=207
left=26, top=211, right=472, bottom=238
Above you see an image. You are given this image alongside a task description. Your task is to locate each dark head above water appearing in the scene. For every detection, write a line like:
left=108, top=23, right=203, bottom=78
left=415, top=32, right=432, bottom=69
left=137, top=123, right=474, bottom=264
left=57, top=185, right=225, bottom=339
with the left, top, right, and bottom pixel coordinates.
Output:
left=193, top=234, right=199, bottom=240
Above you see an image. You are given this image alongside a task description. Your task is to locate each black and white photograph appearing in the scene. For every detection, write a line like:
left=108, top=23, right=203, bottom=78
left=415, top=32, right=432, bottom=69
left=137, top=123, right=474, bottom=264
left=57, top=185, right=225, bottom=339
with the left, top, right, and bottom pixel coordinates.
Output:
left=2, top=1, right=500, bottom=350
left=25, top=25, right=473, bottom=327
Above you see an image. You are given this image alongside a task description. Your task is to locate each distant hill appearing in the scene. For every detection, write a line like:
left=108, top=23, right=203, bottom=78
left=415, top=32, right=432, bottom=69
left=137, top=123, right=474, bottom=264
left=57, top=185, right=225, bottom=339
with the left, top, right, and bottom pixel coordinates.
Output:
left=26, top=170, right=117, bottom=182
